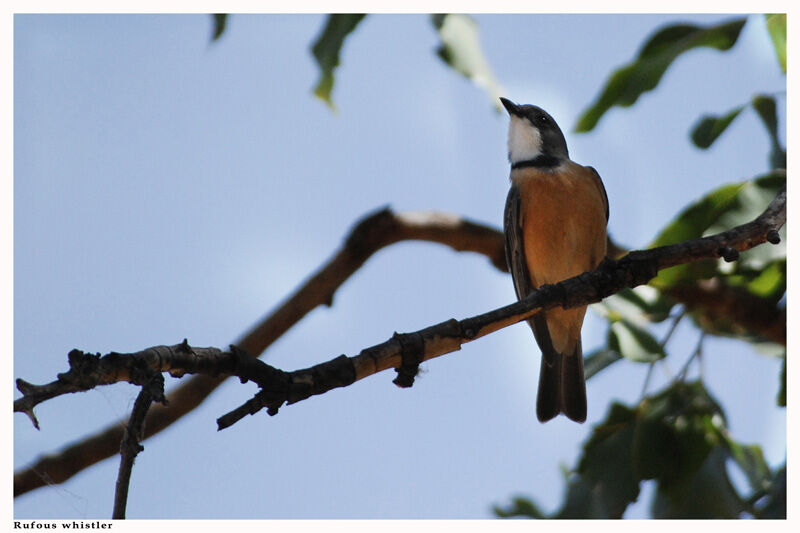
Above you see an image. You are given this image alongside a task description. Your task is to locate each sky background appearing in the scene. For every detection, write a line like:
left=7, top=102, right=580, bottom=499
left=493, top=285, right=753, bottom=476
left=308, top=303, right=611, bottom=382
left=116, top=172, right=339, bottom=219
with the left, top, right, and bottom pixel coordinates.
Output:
left=13, top=13, right=786, bottom=519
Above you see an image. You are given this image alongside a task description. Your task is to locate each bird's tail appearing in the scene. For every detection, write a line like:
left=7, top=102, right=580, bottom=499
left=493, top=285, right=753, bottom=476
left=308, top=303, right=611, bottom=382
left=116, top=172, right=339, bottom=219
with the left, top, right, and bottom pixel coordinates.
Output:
left=536, top=339, right=587, bottom=423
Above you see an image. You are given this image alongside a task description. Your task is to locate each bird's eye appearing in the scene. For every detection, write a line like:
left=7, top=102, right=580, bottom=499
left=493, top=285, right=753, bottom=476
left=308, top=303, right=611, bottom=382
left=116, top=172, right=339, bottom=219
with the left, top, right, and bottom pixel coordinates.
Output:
left=537, top=115, right=548, bottom=124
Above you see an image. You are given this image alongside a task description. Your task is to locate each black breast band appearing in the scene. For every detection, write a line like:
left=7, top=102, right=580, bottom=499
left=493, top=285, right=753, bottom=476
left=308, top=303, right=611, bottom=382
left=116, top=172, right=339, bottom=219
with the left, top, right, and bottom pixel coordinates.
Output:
left=511, top=154, right=561, bottom=169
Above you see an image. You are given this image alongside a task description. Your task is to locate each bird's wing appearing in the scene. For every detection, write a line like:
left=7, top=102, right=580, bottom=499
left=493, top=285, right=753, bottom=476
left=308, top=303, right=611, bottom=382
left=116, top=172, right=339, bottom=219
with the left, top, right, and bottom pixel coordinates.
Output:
left=504, top=184, right=557, bottom=365
left=504, top=184, right=534, bottom=301
left=586, top=166, right=609, bottom=222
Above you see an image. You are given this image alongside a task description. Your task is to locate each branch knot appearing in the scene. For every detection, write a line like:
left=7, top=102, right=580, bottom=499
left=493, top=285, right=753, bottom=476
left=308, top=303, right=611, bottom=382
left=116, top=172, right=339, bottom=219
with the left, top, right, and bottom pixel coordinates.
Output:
left=392, top=332, right=426, bottom=388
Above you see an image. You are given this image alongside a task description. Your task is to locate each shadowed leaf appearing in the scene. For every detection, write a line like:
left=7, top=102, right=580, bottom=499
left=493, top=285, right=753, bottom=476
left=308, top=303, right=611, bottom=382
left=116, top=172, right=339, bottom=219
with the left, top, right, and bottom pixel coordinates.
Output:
left=725, top=441, right=771, bottom=494
left=575, top=18, right=746, bottom=132
left=498, top=404, right=643, bottom=519
left=650, top=182, right=742, bottom=248
left=608, top=318, right=666, bottom=363
left=636, top=383, right=753, bottom=517
left=651, top=447, right=745, bottom=518
left=432, top=14, right=503, bottom=110
left=551, top=475, right=596, bottom=518
left=777, top=354, right=786, bottom=407
left=311, top=14, right=367, bottom=108
left=211, top=14, right=227, bottom=42
left=493, top=496, right=545, bottom=518
left=594, top=286, right=675, bottom=326
left=690, top=95, right=784, bottom=168
left=752, top=95, right=786, bottom=169
left=757, top=465, right=786, bottom=518
left=574, top=403, right=641, bottom=518
left=765, top=14, right=786, bottom=72
left=728, top=259, right=786, bottom=301
left=583, top=349, right=622, bottom=380
left=690, top=105, right=745, bottom=148
left=633, top=381, right=725, bottom=484
left=650, top=173, right=785, bottom=290
left=498, top=382, right=769, bottom=519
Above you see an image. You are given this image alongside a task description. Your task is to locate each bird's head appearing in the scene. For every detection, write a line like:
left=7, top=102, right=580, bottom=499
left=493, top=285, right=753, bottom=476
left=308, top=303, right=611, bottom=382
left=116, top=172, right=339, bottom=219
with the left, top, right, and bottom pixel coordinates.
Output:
left=499, top=97, right=568, bottom=165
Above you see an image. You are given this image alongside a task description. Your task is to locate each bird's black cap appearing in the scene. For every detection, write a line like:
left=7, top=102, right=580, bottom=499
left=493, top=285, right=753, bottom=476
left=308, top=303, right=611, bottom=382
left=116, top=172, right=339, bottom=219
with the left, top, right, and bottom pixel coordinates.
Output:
left=499, top=97, right=569, bottom=160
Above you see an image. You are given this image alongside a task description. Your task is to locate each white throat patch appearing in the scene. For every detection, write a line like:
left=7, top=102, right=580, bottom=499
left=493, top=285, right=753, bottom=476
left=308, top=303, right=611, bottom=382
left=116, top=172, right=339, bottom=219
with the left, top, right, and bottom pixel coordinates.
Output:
left=507, top=116, right=542, bottom=163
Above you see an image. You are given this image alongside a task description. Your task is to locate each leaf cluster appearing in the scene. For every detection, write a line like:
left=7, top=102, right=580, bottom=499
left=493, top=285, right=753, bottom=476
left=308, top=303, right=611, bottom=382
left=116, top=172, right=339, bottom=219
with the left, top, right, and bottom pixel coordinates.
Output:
left=495, top=381, right=785, bottom=518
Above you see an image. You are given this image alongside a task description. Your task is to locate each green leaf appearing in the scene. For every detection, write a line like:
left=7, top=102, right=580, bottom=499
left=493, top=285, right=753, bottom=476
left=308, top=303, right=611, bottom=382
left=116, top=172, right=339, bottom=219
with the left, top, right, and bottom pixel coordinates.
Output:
left=751, top=95, right=779, bottom=139
left=431, top=14, right=503, bottom=110
left=650, top=173, right=786, bottom=290
left=608, top=319, right=666, bottom=363
left=765, top=14, right=786, bottom=73
left=756, top=464, right=786, bottom=518
left=538, top=405, right=641, bottom=519
left=493, top=496, right=545, bottom=519
left=690, top=105, right=745, bottom=148
left=725, top=441, right=771, bottom=494
left=752, top=94, right=786, bottom=169
left=211, top=14, right=228, bottom=42
left=575, top=18, right=746, bottom=132
left=551, top=467, right=634, bottom=519
left=633, top=381, right=725, bottom=485
left=751, top=260, right=786, bottom=299
left=575, top=403, right=641, bottom=517
left=690, top=95, right=785, bottom=169
left=650, top=446, right=746, bottom=518
left=648, top=174, right=785, bottom=344
left=596, top=286, right=675, bottom=326
left=650, top=182, right=742, bottom=248
left=583, top=349, right=622, bottom=380
left=749, top=341, right=785, bottom=358
left=727, top=258, right=786, bottom=301
left=520, top=382, right=765, bottom=519
left=501, top=404, right=643, bottom=519
left=310, top=14, right=367, bottom=108
left=552, top=475, right=597, bottom=518
left=777, top=354, right=786, bottom=407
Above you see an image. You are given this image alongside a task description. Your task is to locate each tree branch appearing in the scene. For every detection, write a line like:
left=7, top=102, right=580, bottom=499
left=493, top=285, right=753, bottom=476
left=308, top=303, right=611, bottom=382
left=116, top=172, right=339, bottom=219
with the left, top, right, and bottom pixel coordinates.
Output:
left=216, top=185, right=786, bottom=427
left=112, top=371, right=166, bottom=519
left=665, top=279, right=786, bottom=344
left=13, top=188, right=785, bottom=495
left=13, top=209, right=508, bottom=497
left=15, top=188, right=786, bottom=434
left=15, top=343, right=292, bottom=419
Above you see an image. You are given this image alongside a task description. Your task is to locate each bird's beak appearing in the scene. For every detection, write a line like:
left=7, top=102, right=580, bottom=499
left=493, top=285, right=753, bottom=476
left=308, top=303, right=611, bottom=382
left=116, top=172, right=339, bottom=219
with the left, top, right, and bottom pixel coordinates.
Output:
left=499, top=97, right=521, bottom=117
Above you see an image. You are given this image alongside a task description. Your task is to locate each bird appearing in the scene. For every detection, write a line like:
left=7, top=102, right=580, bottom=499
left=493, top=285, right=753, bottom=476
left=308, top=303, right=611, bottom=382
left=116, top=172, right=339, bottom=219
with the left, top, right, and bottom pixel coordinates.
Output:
left=500, top=97, right=609, bottom=423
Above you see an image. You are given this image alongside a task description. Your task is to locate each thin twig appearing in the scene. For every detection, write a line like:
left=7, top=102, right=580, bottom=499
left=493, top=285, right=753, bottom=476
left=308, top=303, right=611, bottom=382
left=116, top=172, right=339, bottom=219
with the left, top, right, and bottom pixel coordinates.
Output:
left=640, top=309, right=686, bottom=398
left=660, top=310, right=686, bottom=349
left=674, top=332, right=707, bottom=384
left=112, top=372, right=166, bottom=519
left=640, top=364, right=656, bottom=400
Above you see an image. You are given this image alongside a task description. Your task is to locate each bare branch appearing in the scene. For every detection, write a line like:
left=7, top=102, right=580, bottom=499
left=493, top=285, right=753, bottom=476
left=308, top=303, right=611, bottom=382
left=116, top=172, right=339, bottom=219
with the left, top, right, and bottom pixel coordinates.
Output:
left=14, top=342, right=282, bottom=416
left=666, top=279, right=786, bottom=345
left=216, top=186, right=786, bottom=427
left=112, top=371, right=166, bottom=519
left=13, top=187, right=785, bottom=495
left=15, top=187, right=786, bottom=435
left=13, top=209, right=507, bottom=497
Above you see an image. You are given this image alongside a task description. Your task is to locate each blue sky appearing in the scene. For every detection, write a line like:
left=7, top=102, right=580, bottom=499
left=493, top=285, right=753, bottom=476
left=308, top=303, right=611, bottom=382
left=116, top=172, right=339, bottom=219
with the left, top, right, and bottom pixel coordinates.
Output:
left=13, top=13, right=785, bottom=519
